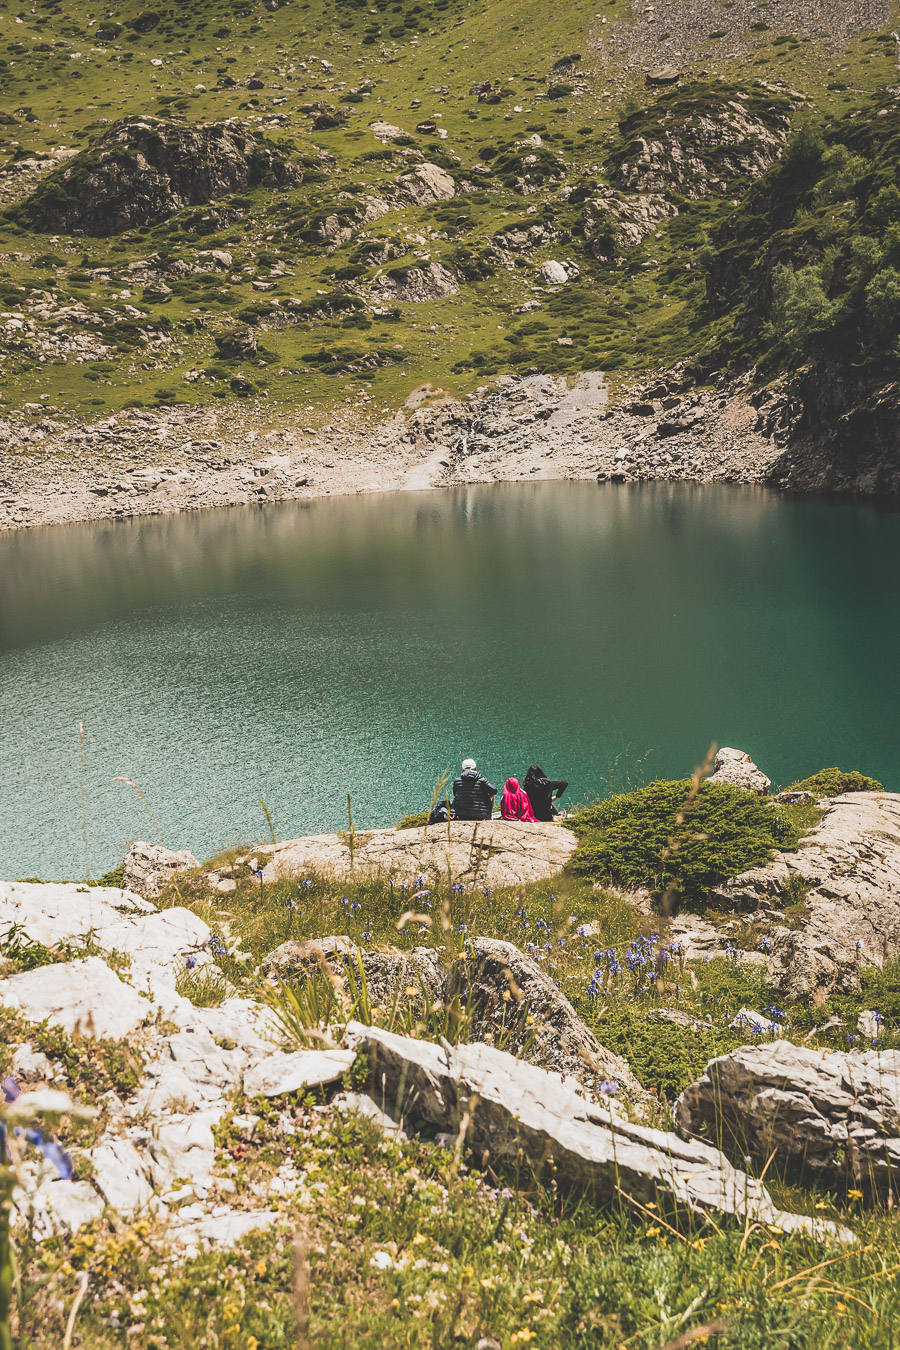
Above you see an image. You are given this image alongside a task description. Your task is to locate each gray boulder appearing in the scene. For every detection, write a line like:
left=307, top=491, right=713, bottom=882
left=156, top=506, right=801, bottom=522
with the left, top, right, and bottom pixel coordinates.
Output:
left=707, top=747, right=771, bottom=795
left=615, top=95, right=790, bottom=199
left=675, top=1040, right=900, bottom=1197
left=263, top=935, right=644, bottom=1099
left=123, top=839, right=199, bottom=898
left=714, top=792, right=900, bottom=996
left=0, top=957, right=148, bottom=1040
left=450, top=937, right=639, bottom=1097
left=20, top=117, right=303, bottom=235
left=344, top=1023, right=852, bottom=1242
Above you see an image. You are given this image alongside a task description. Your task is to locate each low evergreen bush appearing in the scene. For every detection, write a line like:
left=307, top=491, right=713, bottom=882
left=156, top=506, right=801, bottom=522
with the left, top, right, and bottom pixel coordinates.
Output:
left=784, top=767, right=883, bottom=797
left=569, top=779, right=798, bottom=904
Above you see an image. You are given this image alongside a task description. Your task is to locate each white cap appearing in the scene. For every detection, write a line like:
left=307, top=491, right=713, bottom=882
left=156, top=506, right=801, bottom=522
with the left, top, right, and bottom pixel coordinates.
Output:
left=461, top=758, right=477, bottom=771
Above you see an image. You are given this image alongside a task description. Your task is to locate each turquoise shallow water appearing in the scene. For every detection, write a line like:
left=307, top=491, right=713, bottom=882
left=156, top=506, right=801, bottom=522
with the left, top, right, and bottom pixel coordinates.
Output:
left=1, top=480, right=898, bottom=881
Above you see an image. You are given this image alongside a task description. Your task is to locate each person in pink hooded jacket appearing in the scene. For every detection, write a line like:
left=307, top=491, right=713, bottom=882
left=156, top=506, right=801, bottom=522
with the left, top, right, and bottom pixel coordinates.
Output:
left=500, top=776, right=537, bottom=822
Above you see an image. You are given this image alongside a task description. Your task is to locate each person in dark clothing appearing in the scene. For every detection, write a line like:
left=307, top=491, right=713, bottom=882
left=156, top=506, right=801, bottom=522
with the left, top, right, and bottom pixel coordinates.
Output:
left=451, top=758, right=496, bottom=821
left=523, top=765, right=568, bottom=822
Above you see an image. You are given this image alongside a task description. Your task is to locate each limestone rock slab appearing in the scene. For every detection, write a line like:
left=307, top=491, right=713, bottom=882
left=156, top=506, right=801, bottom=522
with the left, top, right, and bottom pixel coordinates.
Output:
left=263, top=935, right=643, bottom=1098
left=675, top=1041, right=900, bottom=1196
left=343, top=1023, right=851, bottom=1242
left=243, top=1048, right=355, bottom=1099
left=90, top=1134, right=157, bottom=1217
left=265, top=819, right=576, bottom=889
left=0, top=957, right=148, bottom=1039
left=134, top=1026, right=246, bottom=1114
left=712, top=793, right=900, bottom=995
left=0, top=879, right=154, bottom=947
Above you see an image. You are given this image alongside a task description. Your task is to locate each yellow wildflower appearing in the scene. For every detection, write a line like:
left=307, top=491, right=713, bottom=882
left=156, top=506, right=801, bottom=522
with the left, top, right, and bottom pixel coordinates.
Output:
left=815, top=1202, right=828, bottom=1210
left=524, top=1290, right=544, bottom=1304
left=405, top=986, right=419, bottom=996
left=511, top=1331, right=537, bottom=1344
left=646, top=1226, right=661, bottom=1237
left=847, top=1189, right=863, bottom=1200
left=691, top=1237, right=708, bottom=1251
left=480, top=1277, right=496, bottom=1290
left=502, top=991, right=511, bottom=1002
left=255, top=1259, right=267, bottom=1278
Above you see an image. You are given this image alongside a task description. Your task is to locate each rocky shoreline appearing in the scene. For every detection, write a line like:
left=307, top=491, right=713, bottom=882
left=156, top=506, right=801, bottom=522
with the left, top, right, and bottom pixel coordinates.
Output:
left=2, top=365, right=876, bottom=535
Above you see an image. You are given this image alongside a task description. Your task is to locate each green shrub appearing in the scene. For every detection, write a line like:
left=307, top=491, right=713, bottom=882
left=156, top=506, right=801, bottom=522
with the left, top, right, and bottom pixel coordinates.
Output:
left=784, top=767, right=883, bottom=797
left=569, top=779, right=797, bottom=904
left=397, top=811, right=429, bottom=830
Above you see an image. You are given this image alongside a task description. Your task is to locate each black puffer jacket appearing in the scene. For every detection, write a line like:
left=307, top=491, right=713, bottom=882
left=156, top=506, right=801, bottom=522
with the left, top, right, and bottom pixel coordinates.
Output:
left=451, top=769, right=496, bottom=821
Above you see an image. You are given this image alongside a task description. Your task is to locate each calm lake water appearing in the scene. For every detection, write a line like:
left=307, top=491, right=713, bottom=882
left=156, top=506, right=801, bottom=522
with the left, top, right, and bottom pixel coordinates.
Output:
left=1, top=481, right=898, bottom=881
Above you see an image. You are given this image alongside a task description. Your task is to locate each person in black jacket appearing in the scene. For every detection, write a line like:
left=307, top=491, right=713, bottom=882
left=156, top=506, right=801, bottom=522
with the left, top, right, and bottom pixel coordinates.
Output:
left=451, top=758, right=496, bottom=820
left=523, top=765, right=568, bottom=822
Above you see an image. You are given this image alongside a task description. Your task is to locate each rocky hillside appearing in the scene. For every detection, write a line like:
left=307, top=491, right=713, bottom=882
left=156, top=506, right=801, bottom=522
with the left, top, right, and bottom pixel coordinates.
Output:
left=1, top=0, right=899, bottom=516
left=4, top=751, right=900, bottom=1345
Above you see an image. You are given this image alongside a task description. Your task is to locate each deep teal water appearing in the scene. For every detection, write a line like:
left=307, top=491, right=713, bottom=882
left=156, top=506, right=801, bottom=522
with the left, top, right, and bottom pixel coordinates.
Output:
left=1, top=480, right=898, bottom=881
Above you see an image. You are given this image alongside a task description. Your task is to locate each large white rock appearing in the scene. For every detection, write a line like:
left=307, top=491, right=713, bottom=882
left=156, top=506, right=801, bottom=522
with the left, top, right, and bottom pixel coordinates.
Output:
left=266, top=818, right=576, bottom=890
left=18, top=1179, right=105, bottom=1238
left=0, top=880, right=211, bottom=990
left=122, top=840, right=199, bottom=898
left=707, top=747, right=771, bottom=795
left=147, top=1108, right=224, bottom=1196
left=0, top=957, right=148, bottom=1039
left=134, top=1027, right=246, bottom=1114
left=100, top=906, right=212, bottom=987
left=243, top=1048, right=355, bottom=1099
left=0, top=879, right=154, bottom=948
left=90, top=1134, right=157, bottom=1217
left=713, top=792, right=900, bottom=996
left=540, top=260, right=569, bottom=285
left=676, top=1041, right=900, bottom=1195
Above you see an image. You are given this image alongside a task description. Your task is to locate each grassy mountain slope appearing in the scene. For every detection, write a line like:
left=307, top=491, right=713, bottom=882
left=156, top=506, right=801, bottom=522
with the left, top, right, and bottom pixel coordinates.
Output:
left=0, top=0, right=897, bottom=439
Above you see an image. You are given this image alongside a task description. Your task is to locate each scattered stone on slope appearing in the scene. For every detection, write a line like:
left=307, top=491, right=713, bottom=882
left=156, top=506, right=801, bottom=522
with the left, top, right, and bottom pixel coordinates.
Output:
left=582, top=191, right=678, bottom=255
left=710, top=792, right=900, bottom=996
left=675, top=1040, right=900, bottom=1196
left=19, top=117, right=303, bottom=235
left=264, top=819, right=577, bottom=889
left=614, top=95, right=790, bottom=198
left=395, top=162, right=456, bottom=206
left=372, top=261, right=459, bottom=302
left=707, top=747, right=771, bottom=795
left=343, top=1022, right=852, bottom=1242
left=0, top=957, right=149, bottom=1040
left=123, top=839, right=200, bottom=898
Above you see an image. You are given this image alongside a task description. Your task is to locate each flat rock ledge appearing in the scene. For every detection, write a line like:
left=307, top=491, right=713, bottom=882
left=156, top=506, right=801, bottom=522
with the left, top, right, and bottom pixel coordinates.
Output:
left=345, top=1022, right=853, bottom=1244
left=264, top=819, right=577, bottom=888
left=711, top=792, right=900, bottom=997
left=675, top=1041, right=900, bottom=1197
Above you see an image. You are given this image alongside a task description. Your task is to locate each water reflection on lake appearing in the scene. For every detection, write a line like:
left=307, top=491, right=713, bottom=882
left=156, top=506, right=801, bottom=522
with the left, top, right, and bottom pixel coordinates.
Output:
left=1, top=480, right=897, bottom=879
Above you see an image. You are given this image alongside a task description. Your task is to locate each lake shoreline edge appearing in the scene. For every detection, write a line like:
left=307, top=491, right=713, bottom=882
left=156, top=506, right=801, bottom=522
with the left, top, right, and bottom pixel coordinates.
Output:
left=4, top=366, right=897, bottom=534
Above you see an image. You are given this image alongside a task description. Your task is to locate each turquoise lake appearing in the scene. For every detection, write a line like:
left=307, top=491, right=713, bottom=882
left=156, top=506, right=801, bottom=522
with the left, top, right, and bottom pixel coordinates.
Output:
left=1, top=480, right=898, bottom=881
